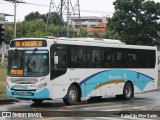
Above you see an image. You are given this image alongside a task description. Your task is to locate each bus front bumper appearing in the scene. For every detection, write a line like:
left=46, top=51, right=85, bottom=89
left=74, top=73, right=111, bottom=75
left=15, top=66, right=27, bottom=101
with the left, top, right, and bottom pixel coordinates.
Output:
left=6, top=87, right=50, bottom=99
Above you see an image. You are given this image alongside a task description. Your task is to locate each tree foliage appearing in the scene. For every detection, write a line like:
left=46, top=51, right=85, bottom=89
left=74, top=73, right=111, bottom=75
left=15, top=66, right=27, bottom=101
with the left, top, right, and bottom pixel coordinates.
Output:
left=4, top=27, right=14, bottom=44
left=46, top=12, right=65, bottom=25
left=108, top=0, right=160, bottom=45
left=80, top=28, right=87, bottom=37
left=93, top=30, right=99, bottom=38
left=104, top=27, right=122, bottom=40
left=16, top=11, right=75, bottom=38
left=25, top=11, right=64, bottom=26
left=16, top=20, right=46, bottom=38
left=25, top=11, right=42, bottom=21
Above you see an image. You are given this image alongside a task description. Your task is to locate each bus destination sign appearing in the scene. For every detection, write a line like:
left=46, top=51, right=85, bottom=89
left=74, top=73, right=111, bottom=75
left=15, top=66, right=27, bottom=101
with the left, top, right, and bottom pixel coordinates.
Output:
left=10, top=40, right=47, bottom=47
left=11, top=70, right=23, bottom=75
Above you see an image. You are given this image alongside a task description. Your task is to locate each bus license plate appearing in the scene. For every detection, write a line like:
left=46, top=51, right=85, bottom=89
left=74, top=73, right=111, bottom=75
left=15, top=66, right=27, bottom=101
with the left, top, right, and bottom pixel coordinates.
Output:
left=17, top=92, right=25, bottom=96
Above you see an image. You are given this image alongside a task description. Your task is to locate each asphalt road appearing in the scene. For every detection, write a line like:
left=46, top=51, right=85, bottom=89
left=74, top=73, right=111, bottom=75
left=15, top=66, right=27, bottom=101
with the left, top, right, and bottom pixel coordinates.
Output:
left=1, top=90, right=160, bottom=120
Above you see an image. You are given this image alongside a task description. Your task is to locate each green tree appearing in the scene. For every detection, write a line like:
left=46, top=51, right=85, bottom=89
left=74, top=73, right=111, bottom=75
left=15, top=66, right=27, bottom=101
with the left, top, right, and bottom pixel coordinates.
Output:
left=25, top=11, right=42, bottom=21
left=108, top=0, right=160, bottom=45
left=46, top=12, right=65, bottom=25
left=16, top=20, right=46, bottom=38
left=104, top=27, right=122, bottom=40
left=93, top=30, right=99, bottom=38
left=80, top=28, right=88, bottom=37
left=25, top=11, right=64, bottom=26
left=4, top=27, right=14, bottom=44
left=18, top=12, right=74, bottom=38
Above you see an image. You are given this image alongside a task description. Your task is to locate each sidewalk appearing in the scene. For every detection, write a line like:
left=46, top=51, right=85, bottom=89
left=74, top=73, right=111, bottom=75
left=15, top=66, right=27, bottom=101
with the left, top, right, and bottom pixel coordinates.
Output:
left=0, top=94, right=18, bottom=104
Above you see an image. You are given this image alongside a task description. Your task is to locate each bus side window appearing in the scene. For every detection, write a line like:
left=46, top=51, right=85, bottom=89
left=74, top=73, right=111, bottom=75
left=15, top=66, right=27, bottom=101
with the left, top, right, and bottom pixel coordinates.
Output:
left=87, top=47, right=101, bottom=68
left=104, top=53, right=113, bottom=68
left=70, top=46, right=86, bottom=68
left=128, top=55, right=136, bottom=68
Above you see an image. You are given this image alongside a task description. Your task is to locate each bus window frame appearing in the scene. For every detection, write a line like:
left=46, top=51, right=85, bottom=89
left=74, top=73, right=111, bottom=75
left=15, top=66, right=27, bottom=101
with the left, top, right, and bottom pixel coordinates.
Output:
left=8, top=49, right=50, bottom=77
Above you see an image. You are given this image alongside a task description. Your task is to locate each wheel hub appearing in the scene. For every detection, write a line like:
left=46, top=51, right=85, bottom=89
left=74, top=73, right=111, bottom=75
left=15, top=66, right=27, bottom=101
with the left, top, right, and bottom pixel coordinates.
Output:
left=69, top=89, right=76, bottom=101
left=125, top=87, right=131, bottom=96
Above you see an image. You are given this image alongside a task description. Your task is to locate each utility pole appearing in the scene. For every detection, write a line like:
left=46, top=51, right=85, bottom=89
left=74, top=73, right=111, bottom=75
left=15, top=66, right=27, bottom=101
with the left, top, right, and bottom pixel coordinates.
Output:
left=46, top=0, right=53, bottom=34
left=67, top=0, right=69, bottom=37
left=46, top=0, right=57, bottom=35
left=5, top=0, right=25, bottom=38
left=14, top=0, right=17, bottom=38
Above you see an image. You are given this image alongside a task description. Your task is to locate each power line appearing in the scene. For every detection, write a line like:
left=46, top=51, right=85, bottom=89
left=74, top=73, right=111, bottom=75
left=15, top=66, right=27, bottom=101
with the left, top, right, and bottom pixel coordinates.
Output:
left=23, top=2, right=49, bottom=7
left=81, top=9, right=113, bottom=14
left=3, top=0, right=113, bottom=14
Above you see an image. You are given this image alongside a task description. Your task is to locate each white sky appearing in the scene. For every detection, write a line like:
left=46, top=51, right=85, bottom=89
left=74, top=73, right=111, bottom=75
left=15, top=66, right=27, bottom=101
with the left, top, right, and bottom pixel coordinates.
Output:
left=0, top=0, right=160, bottom=22
left=0, top=0, right=115, bottom=22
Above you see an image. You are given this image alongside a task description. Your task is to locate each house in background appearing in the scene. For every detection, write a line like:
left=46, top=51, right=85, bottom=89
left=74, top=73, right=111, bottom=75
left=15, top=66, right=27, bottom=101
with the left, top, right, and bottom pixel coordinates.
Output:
left=70, top=16, right=109, bottom=36
left=87, top=23, right=107, bottom=36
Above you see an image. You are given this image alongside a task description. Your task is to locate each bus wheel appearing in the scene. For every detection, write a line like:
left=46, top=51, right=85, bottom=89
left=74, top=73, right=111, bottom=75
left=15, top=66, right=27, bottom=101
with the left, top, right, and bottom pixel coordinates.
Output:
left=63, top=85, right=79, bottom=105
left=32, top=99, right=43, bottom=104
left=123, top=82, right=133, bottom=100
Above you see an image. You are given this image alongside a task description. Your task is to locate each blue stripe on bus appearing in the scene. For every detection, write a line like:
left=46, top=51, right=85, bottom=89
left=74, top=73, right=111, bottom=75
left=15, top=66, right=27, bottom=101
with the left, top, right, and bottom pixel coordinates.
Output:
left=63, top=69, right=154, bottom=98
left=79, top=69, right=154, bottom=97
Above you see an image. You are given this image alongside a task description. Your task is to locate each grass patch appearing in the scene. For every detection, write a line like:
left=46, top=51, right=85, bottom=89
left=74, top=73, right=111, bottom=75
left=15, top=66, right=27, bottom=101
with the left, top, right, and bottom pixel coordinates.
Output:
left=0, top=67, right=7, bottom=94
left=0, top=59, right=8, bottom=67
left=0, top=94, right=9, bottom=99
left=0, top=59, right=8, bottom=95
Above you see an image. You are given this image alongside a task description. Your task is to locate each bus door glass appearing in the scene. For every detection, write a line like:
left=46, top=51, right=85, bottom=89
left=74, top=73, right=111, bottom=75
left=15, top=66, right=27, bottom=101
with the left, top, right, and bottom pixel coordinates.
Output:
left=51, top=51, right=67, bottom=79
left=54, top=52, right=67, bottom=70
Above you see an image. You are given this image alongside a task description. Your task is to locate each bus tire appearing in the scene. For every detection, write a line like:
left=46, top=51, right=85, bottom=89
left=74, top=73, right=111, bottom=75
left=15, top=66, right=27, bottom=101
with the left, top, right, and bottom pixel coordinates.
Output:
left=123, top=82, right=133, bottom=100
left=63, top=85, right=79, bottom=105
left=32, top=99, right=43, bottom=104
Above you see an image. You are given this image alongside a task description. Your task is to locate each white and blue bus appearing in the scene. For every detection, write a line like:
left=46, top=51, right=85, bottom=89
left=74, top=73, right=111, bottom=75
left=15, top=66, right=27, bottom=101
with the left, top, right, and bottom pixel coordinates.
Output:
left=7, top=37, right=158, bottom=105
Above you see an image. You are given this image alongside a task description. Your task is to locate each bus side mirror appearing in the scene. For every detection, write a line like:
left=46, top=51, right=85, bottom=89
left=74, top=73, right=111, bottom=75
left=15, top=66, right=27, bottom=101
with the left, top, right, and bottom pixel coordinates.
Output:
left=54, top=56, right=59, bottom=65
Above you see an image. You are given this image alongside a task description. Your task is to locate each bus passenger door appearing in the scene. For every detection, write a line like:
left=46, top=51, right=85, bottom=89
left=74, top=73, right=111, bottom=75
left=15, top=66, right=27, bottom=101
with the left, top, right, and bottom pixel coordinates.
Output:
left=50, top=51, right=68, bottom=98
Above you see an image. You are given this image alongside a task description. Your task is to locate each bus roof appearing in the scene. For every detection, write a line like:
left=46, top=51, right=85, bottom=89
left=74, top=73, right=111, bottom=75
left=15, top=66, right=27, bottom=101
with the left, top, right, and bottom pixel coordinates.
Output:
left=52, top=37, right=156, bottom=50
left=11, top=37, right=157, bottom=50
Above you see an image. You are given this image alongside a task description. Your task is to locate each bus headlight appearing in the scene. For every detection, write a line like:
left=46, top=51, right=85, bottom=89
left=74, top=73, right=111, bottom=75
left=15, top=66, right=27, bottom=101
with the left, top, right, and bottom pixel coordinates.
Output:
left=36, top=83, right=47, bottom=90
left=6, top=81, right=11, bottom=89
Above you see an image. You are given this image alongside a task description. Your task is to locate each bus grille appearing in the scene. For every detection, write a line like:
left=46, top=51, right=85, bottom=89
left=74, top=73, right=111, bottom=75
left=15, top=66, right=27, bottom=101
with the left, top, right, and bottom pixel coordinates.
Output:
left=10, top=78, right=38, bottom=84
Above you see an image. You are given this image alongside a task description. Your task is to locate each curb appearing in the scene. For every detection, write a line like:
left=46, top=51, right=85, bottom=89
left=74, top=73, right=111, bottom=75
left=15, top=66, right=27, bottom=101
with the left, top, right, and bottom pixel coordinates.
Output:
left=0, top=99, right=18, bottom=104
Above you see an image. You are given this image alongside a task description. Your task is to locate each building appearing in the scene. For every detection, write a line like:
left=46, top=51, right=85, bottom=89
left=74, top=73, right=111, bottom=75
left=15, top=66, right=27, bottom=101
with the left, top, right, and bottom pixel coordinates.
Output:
left=71, top=16, right=109, bottom=36
left=71, top=16, right=109, bottom=29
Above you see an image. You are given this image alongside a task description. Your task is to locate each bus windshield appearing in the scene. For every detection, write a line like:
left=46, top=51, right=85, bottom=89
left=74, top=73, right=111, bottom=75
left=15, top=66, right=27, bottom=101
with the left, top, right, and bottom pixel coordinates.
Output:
left=8, top=50, right=49, bottom=77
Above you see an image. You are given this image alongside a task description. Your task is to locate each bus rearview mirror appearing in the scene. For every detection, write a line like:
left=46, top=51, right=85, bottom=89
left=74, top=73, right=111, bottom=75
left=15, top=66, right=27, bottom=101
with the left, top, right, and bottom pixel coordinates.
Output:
left=54, top=56, right=59, bottom=64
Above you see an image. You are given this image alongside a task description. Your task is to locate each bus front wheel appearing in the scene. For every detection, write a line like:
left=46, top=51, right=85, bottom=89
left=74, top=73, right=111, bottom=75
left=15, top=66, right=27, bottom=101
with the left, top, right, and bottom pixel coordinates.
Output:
left=63, top=85, right=79, bottom=105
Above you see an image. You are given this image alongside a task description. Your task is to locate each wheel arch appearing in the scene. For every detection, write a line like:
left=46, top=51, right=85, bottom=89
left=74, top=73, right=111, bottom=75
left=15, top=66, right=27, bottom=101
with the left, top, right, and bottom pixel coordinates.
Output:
left=70, top=82, right=82, bottom=100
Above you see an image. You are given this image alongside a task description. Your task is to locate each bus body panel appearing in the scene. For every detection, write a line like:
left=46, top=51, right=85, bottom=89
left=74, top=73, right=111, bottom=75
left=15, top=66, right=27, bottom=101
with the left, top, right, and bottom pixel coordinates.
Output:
left=50, top=68, right=156, bottom=99
left=7, top=38, right=158, bottom=102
